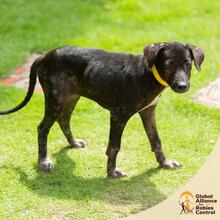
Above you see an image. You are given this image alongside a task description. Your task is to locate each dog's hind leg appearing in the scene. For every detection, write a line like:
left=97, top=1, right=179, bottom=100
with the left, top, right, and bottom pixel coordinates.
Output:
left=38, top=96, right=59, bottom=171
left=57, top=95, right=86, bottom=148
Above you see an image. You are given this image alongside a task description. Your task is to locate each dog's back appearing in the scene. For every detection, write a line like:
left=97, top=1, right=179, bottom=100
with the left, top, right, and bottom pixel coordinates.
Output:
left=37, top=46, right=146, bottom=108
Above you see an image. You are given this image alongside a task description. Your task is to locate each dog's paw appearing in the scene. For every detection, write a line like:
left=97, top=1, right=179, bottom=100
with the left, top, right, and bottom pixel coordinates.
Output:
left=70, top=139, right=87, bottom=148
left=160, top=159, right=182, bottom=169
left=108, top=169, right=127, bottom=179
left=40, top=158, right=54, bottom=171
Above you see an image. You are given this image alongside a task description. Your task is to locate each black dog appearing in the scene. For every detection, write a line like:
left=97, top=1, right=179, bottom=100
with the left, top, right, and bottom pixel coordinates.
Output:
left=0, top=42, right=204, bottom=178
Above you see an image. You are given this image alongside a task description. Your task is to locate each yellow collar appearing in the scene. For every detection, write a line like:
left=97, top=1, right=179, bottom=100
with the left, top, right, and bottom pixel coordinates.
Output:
left=152, top=65, right=169, bottom=87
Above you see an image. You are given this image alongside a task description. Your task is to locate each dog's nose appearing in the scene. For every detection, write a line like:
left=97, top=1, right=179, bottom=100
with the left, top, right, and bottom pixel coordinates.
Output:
left=177, top=82, right=188, bottom=91
left=171, top=81, right=189, bottom=93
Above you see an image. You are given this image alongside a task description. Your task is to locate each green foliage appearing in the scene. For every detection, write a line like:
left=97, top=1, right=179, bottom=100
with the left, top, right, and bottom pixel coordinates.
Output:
left=0, top=0, right=219, bottom=219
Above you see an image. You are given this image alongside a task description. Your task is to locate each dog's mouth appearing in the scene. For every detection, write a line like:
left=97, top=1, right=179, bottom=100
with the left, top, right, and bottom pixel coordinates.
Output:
left=170, top=82, right=190, bottom=93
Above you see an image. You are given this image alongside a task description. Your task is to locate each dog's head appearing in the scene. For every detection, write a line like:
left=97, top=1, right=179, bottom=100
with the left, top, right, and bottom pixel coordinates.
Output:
left=144, top=42, right=205, bottom=93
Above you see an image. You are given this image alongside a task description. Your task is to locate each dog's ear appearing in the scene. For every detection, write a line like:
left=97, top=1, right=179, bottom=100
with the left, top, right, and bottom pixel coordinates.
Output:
left=187, top=44, right=205, bottom=71
left=143, top=43, right=166, bottom=68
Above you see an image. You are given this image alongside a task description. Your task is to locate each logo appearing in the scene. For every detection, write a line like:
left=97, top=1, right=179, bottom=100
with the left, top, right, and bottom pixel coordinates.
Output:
left=179, top=191, right=194, bottom=214
left=178, top=191, right=217, bottom=215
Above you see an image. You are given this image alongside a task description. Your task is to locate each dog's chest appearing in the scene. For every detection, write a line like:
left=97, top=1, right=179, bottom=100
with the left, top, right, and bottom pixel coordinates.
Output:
left=138, top=95, right=160, bottom=112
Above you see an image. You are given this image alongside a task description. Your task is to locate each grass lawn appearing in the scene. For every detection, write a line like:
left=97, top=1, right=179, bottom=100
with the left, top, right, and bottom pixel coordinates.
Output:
left=0, top=0, right=220, bottom=219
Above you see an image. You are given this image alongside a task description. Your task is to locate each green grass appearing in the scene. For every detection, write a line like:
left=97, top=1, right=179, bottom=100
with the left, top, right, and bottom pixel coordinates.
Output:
left=0, top=0, right=220, bottom=219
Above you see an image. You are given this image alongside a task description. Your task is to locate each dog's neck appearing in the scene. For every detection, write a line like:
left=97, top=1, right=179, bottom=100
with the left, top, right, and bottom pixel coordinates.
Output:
left=145, top=65, right=167, bottom=96
left=151, top=65, right=169, bottom=87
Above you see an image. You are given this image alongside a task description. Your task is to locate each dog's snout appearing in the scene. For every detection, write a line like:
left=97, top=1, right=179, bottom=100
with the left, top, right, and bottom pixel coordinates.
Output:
left=171, top=81, right=189, bottom=93
left=177, top=82, right=187, bottom=91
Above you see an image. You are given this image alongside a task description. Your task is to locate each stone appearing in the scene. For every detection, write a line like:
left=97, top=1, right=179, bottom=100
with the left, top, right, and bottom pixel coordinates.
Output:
left=192, top=78, right=220, bottom=107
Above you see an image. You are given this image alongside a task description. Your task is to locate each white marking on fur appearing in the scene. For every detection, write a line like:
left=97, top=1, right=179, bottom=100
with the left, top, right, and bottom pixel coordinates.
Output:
left=138, top=95, right=160, bottom=112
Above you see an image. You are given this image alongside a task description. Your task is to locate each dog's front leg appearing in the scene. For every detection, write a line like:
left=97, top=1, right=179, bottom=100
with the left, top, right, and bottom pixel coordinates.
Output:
left=139, top=106, right=182, bottom=169
left=106, top=112, right=129, bottom=178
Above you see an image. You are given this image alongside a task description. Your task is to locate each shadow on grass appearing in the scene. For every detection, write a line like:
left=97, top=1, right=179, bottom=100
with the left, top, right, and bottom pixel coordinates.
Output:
left=7, top=147, right=166, bottom=209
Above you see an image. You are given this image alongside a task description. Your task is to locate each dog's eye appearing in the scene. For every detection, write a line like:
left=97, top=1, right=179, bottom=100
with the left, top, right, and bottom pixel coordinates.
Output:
left=166, top=60, right=174, bottom=66
left=184, top=59, right=191, bottom=65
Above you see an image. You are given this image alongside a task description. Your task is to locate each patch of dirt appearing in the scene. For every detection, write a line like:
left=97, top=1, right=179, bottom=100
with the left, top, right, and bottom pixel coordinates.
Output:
left=192, top=78, right=220, bottom=107
left=0, top=53, right=43, bottom=93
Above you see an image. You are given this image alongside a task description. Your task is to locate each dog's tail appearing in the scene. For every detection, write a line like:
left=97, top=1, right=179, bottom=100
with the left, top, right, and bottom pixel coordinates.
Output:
left=0, top=57, right=41, bottom=115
